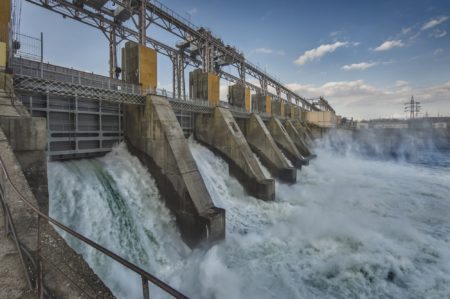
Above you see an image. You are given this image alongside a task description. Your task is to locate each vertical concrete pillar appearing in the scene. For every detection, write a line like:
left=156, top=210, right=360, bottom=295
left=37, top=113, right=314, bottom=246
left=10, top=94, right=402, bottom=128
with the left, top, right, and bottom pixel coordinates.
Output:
left=267, top=117, right=306, bottom=167
left=228, top=84, right=251, bottom=112
left=252, top=93, right=272, bottom=114
left=272, top=100, right=285, bottom=117
left=189, top=69, right=220, bottom=105
left=125, top=95, right=225, bottom=247
left=121, top=41, right=157, bottom=90
left=240, top=114, right=296, bottom=183
left=194, top=107, right=275, bottom=201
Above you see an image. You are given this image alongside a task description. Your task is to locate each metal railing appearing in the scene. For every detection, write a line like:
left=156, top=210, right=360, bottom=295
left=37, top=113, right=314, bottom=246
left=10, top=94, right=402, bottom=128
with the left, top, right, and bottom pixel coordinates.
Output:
left=0, top=155, right=188, bottom=299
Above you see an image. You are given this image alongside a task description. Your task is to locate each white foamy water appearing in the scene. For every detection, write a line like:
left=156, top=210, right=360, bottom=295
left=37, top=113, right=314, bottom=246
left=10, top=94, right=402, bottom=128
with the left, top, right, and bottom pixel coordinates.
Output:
left=49, top=137, right=450, bottom=299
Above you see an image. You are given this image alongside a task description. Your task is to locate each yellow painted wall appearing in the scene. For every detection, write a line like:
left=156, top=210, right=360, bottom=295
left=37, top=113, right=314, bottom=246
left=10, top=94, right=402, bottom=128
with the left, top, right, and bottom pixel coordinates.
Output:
left=280, top=101, right=285, bottom=117
left=207, top=73, right=220, bottom=105
left=291, top=106, right=296, bottom=118
left=266, top=95, right=272, bottom=114
left=0, top=42, right=6, bottom=68
left=305, top=111, right=337, bottom=127
left=245, top=87, right=251, bottom=112
left=0, top=0, right=10, bottom=43
left=138, top=45, right=157, bottom=90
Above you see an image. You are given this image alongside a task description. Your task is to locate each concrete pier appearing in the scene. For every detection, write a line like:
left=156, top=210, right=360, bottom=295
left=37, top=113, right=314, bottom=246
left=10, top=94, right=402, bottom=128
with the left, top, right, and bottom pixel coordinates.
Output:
left=189, top=69, right=220, bottom=105
left=238, top=114, right=296, bottom=183
left=125, top=95, right=225, bottom=247
left=195, top=107, right=275, bottom=201
left=284, top=119, right=313, bottom=160
left=267, top=117, right=306, bottom=167
left=252, top=93, right=272, bottom=114
left=293, top=119, right=314, bottom=146
left=228, top=84, right=251, bottom=112
left=271, top=100, right=285, bottom=117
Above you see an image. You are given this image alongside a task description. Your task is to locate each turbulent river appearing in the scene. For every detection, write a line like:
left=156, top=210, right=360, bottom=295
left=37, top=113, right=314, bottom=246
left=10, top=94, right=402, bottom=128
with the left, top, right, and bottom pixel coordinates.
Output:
left=48, top=134, right=450, bottom=299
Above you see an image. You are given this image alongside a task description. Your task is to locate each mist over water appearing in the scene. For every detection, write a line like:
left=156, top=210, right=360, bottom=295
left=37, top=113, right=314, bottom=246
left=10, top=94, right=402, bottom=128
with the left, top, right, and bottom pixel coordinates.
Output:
left=49, top=133, right=450, bottom=299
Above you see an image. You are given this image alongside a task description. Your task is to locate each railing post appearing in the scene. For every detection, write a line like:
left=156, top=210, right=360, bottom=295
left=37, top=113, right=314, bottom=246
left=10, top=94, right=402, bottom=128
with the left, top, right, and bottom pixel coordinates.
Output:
left=37, top=214, right=44, bottom=299
left=142, top=276, right=149, bottom=299
left=40, top=32, right=44, bottom=79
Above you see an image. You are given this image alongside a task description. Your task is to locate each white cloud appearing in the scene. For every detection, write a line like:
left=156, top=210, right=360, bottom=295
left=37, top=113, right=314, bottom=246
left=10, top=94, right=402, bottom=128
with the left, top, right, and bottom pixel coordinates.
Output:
left=434, top=48, right=444, bottom=56
left=187, top=8, right=198, bottom=15
left=294, top=41, right=348, bottom=66
left=401, top=27, right=413, bottom=35
left=342, top=62, right=378, bottom=71
left=395, top=80, right=409, bottom=87
left=374, top=40, right=404, bottom=51
left=421, top=16, right=449, bottom=31
left=254, top=48, right=285, bottom=56
left=430, top=29, right=447, bottom=38
left=285, top=80, right=450, bottom=120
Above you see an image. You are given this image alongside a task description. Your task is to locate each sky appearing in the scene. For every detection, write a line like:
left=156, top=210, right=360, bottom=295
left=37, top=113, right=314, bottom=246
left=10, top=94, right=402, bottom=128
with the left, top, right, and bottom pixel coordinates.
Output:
left=19, top=0, right=450, bottom=120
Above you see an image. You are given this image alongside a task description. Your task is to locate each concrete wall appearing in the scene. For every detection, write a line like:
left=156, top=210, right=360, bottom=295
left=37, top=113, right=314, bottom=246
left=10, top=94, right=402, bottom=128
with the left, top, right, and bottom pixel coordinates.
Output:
left=228, top=84, right=251, bottom=112
left=305, top=111, right=337, bottom=128
left=189, top=69, right=220, bottom=105
left=251, top=94, right=272, bottom=114
left=238, top=114, right=296, bottom=183
left=122, top=41, right=157, bottom=90
left=267, top=117, right=306, bottom=167
left=125, top=95, right=225, bottom=247
left=284, top=119, right=312, bottom=159
left=271, top=100, right=285, bottom=117
left=293, top=120, right=314, bottom=146
left=0, top=0, right=10, bottom=45
left=195, top=107, right=275, bottom=201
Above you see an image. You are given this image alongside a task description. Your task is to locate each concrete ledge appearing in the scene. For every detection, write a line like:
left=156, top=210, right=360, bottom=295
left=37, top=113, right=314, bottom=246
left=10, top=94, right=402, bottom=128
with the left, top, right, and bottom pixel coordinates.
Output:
left=195, top=107, right=275, bottom=201
left=267, top=117, right=306, bottom=167
left=238, top=114, right=296, bottom=183
left=125, top=95, right=225, bottom=247
left=284, top=119, right=314, bottom=161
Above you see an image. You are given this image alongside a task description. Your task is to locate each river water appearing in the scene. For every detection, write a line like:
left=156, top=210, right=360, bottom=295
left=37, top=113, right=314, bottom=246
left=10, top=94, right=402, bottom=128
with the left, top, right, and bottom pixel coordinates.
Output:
left=48, top=132, right=450, bottom=299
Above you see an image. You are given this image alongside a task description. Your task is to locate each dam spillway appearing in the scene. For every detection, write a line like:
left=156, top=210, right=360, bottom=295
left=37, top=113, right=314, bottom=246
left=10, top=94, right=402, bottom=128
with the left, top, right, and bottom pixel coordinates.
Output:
left=48, top=136, right=450, bottom=299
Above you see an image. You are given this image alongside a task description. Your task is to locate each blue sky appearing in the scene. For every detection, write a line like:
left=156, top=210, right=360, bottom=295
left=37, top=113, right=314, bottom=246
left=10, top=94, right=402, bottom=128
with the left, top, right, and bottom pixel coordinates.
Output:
left=20, top=0, right=450, bottom=119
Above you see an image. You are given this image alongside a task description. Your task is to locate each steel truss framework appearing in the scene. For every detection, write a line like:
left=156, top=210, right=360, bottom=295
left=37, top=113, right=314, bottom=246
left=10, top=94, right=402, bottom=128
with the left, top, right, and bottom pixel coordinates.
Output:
left=22, top=0, right=334, bottom=112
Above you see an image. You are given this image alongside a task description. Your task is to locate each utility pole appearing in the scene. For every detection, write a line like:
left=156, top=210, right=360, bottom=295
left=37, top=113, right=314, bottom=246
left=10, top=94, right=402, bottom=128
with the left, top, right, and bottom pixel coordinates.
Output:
left=404, top=96, right=421, bottom=119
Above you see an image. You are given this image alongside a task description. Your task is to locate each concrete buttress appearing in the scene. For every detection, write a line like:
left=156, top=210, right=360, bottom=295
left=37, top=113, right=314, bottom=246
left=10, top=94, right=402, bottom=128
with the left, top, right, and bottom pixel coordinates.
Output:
left=267, top=117, right=306, bottom=167
left=194, top=107, right=275, bottom=201
left=293, top=119, right=314, bottom=147
left=125, top=95, right=225, bottom=247
left=284, top=119, right=314, bottom=161
left=239, top=114, right=296, bottom=183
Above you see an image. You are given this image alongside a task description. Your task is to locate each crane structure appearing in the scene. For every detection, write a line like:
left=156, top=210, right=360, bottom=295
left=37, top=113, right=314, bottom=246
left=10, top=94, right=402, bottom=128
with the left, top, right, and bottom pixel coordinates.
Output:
left=22, top=0, right=329, bottom=111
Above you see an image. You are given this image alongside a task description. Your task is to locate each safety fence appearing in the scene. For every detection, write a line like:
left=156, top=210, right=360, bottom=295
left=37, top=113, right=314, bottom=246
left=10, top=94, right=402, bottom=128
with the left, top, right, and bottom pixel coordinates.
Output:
left=0, top=154, right=188, bottom=298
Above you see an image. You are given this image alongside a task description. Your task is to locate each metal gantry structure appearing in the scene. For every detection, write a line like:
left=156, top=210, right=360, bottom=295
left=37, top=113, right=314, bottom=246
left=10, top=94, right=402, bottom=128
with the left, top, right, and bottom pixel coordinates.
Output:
left=404, top=96, right=421, bottom=119
left=23, top=0, right=330, bottom=111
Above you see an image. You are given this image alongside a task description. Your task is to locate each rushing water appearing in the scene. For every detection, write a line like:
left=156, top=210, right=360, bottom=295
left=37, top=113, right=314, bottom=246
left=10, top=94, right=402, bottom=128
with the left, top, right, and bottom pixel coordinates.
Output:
left=48, top=134, right=450, bottom=299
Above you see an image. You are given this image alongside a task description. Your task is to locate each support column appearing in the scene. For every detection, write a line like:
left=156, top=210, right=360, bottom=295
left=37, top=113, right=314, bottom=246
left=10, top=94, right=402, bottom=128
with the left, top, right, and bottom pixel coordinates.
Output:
left=240, top=114, right=296, bottom=183
left=108, top=28, right=117, bottom=79
left=267, top=117, right=306, bottom=167
left=189, top=69, right=220, bottom=105
left=125, top=95, right=225, bottom=247
left=194, top=107, right=275, bottom=201
left=122, top=41, right=157, bottom=91
left=272, top=100, right=285, bottom=117
left=251, top=93, right=272, bottom=114
left=228, top=83, right=250, bottom=112
left=293, top=119, right=314, bottom=146
left=284, top=119, right=316, bottom=161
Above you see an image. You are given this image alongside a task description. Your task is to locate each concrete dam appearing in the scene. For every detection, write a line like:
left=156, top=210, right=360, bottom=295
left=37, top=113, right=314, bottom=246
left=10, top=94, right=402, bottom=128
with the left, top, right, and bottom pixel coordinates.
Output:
left=2, top=0, right=450, bottom=298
